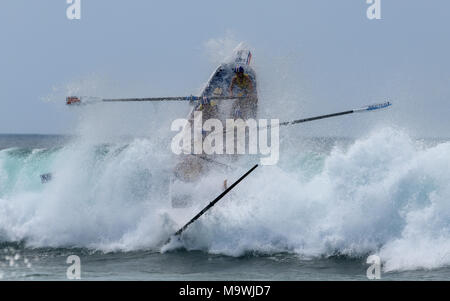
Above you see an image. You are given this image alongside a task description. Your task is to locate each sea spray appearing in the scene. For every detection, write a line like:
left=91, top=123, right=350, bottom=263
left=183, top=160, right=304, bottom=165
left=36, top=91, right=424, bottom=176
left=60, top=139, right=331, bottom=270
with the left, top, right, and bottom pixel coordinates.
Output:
left=1, top=128, right=450, bottom=272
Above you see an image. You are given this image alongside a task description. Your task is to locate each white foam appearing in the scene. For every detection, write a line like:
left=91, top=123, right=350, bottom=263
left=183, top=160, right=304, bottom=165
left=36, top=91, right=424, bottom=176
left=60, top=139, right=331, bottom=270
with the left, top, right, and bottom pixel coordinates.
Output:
left=2, top=124, right=450, bottom=272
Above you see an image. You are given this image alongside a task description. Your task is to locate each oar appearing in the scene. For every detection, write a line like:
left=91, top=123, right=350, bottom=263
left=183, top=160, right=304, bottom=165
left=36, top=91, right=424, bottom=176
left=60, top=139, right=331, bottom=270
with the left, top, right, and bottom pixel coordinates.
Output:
left=277, top=101, right=392, bottom=127
left=66, top=95, right=248, bottom=105
left=193, top=100, right=392, bottom=139
left=166, top=164, right=258, bottom=244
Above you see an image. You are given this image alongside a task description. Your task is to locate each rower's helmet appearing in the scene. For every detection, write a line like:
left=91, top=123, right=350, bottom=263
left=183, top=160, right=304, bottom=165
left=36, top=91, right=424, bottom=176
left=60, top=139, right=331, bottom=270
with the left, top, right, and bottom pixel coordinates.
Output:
left=235, top=66, right=244, bottom=74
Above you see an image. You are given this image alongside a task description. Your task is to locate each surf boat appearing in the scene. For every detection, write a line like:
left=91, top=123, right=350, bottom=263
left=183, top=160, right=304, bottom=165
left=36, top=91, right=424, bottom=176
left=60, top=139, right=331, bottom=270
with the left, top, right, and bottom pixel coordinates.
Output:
left=169, top=44, right=259, bottom=207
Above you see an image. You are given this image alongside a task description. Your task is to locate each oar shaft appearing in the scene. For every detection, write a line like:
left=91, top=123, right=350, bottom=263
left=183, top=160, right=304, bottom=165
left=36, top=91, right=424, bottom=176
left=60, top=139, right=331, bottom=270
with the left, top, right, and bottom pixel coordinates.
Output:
left=173, top=164, right=258, bottom=237
left=102, top=96, right=246, bottom=102
left=279, top=110, right=354, bottom=126
left=217, top=101, right=391, bottom=135
left=104, top=97, right=190, bottom=102
left=66, top=95, right=250, bottom=105
left=279, top=101, right=391, bottom=127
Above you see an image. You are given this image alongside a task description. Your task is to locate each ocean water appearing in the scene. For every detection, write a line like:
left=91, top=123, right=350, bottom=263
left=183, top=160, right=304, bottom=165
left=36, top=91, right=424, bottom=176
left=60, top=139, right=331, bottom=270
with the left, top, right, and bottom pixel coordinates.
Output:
left=1, top=131, right=450, bottom=280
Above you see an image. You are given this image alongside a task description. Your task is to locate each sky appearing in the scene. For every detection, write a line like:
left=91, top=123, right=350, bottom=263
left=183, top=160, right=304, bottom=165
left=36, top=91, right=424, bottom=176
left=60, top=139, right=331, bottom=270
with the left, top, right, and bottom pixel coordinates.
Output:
left=0, top=0, right=449, bottom=137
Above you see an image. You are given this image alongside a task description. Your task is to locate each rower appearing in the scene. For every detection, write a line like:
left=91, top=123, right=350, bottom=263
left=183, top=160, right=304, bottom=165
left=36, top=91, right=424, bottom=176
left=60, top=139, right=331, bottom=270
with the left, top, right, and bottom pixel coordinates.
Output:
left=229, top=66, right=258, bottom=120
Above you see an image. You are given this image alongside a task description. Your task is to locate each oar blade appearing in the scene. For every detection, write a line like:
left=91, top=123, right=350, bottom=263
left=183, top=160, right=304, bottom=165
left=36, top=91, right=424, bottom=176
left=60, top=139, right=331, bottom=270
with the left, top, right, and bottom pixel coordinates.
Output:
left=354, top=101, right=392, bottom=113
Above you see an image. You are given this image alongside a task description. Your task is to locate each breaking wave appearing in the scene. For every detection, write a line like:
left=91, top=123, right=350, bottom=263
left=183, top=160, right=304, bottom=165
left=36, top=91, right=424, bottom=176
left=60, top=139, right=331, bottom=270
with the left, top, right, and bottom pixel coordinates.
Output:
left=1, top=127, right=450, bottom=272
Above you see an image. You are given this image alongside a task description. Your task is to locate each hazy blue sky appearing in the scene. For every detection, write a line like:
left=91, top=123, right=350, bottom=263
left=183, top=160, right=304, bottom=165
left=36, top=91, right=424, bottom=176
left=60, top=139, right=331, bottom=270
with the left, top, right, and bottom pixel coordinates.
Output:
left=1, top=1, right=449, bottom=137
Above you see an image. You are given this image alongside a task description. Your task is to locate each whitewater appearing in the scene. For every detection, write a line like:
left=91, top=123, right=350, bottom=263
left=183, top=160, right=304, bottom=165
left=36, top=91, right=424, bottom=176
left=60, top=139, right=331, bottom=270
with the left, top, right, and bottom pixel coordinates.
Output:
left=1, top=125, right=450, bottom=277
